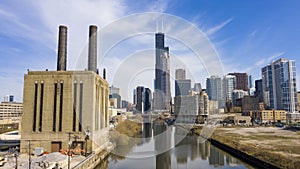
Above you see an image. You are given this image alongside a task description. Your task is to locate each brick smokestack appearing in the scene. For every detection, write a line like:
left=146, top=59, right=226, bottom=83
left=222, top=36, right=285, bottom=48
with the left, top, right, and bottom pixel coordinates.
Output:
left=57, top=25, right=67, bottom=71
left=88, top=25, right=97, bottom=73
left=103, top=68, right=106, bottom=80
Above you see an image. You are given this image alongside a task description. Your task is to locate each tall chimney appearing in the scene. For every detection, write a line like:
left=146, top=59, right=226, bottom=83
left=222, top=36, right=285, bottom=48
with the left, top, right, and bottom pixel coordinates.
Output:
left=88, top=25, right=97, bottom=73
left=103, top=68, right=106, bottom=80
left=57, top=25, right=67, bottom=71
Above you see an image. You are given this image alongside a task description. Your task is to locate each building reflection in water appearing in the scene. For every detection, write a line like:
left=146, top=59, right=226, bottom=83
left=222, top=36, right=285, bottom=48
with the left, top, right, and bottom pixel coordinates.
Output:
left=153, top=120, right=171, bottom=169
left=225, top=154, right=239, bottom=167
left=142, top=122, right=152, bottom=143
left=94, top=157, right=108, bottom=169
left=106, top=123, right=245, bottom=169
left=200, top=141, right=210, bottom=160
left=209, top=146, right=225, bottom=166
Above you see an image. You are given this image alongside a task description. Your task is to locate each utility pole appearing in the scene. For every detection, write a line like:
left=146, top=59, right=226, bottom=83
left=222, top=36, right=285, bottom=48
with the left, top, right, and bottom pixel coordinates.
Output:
left=85, top=127, right=90, bottom=157
left=14, top=153, right=18, bottom=169
left=13, top=147, right=19, bottom=169
left=68, top=132, right=71, bottom=169
left=28, top=140, right=31, bottom=169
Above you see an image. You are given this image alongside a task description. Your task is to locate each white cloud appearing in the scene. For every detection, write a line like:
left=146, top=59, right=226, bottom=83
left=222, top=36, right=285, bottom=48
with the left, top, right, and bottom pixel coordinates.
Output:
left=249, top=30, right=257, bottom=37
left=0, top=1, right=233, bottom=102
left=205, top=18, right=233, bottom=36
left=255, top=52, right=285, bottom=67
left=148, top=0, right=168, bottom=12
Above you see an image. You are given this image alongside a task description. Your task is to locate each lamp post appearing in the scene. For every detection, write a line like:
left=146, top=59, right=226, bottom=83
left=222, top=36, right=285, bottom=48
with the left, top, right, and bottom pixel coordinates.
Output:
left=67, top=132, right=72, bottom=169
left=66, top=132, right=79, bottom=169
left=10, top=147, right=19, bottom=169
left=84, top=128, right=90, bottom=157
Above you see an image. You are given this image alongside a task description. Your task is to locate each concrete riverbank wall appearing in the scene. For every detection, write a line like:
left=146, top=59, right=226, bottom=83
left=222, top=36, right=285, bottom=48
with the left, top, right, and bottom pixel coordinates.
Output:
left=73, top=142, right=113, bottom=169
left=209, top=138, right=279, bottom=169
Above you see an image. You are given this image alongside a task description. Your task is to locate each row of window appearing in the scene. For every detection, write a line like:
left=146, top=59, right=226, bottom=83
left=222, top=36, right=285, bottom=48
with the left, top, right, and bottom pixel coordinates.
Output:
left=32, top=80, right=107, bottom=133
left=32, top=81, right=83, bottom=132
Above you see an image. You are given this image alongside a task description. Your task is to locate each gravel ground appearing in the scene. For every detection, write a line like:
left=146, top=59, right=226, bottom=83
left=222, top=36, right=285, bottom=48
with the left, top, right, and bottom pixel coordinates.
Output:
left=1, top=152, right=86, bottom=169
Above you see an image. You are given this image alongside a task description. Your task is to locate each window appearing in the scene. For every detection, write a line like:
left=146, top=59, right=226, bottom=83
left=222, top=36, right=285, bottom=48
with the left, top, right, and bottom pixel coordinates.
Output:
left=39, top=82, right=44, bottom=132
left=33, top=82, right=38, bottom=132
left=73, top=82, right=77, bottom=132
left=59, top=82, right=63, bottom=132
left=53, top=82, right=58, bottom=132
left=79, top=82, right=83, bottom=132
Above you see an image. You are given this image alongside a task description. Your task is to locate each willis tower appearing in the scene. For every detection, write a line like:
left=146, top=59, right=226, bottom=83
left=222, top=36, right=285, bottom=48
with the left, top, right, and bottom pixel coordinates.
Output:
left=153, top=28, right=171, bottom=112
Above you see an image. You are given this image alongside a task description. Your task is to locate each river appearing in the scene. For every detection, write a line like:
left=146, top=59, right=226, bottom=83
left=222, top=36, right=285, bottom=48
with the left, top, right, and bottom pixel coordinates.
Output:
left=95, top=122, right=255, bottom=169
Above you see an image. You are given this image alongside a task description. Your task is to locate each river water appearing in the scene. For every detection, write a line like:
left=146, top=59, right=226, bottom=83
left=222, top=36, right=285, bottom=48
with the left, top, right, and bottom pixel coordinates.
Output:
left=96, top=123, right=255, bottom=169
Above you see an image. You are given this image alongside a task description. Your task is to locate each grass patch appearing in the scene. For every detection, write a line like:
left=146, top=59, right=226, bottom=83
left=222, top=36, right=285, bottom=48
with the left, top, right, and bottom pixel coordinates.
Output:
left=115, top=120, right=142, bottom=138
left=212, top=128, right=300, bottom=169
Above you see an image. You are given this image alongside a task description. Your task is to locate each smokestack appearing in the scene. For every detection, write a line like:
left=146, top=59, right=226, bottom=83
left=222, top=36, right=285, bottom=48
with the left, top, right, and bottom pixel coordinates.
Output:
left=103, top=68, right=106, bottom=80
left=57, top=25, right=67, bottom=71
left=88, top=25, right=97, bottom=73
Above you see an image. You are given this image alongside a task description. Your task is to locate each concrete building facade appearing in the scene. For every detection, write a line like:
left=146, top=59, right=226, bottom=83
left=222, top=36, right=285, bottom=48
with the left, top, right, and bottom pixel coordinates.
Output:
left=232, top=90, right=249, bottom=106
left=228, top=73, right=249, bottom=91
left=249, top=110, right=287, bottom=123
left=20, top=25, right=110, bottom=155
left=174, top=91, right=209, bottom=123
left=20, top=71, right=109, bottom=154
left=0, top=102, right=22, bottom=120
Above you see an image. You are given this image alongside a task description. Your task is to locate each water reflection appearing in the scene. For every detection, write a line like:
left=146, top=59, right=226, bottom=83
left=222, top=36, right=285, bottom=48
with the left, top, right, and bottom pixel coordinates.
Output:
left=102, top=122, right=253, bottom=169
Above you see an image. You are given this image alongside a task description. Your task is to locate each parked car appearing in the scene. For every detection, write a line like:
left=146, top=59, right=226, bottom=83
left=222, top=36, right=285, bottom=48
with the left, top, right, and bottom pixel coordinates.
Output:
left=0, top=157, right=7, bottom=166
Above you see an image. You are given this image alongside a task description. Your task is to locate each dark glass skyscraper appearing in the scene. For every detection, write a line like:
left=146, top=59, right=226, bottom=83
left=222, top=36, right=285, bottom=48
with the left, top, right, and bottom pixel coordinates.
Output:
left=154, top=32, right=171, bottom=111
left=135, top=86, right=152, bottom=114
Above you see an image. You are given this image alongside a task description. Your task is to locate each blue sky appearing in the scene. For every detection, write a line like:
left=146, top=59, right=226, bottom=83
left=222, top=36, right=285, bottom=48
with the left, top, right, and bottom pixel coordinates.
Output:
left=0, top=0, right=299, bottom=102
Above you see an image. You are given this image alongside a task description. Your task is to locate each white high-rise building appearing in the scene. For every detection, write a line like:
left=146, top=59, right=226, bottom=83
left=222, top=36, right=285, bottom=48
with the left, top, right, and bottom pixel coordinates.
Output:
left=206, top=76, right=224, bottom=108
left=262, top=58, right=298, bottom=113
left=223, top=75, right=236, bottom=103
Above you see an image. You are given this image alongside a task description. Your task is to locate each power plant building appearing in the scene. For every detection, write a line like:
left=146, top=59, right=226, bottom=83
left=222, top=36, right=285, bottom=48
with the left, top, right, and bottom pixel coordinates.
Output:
left=20, top=25, right=110, bottom=154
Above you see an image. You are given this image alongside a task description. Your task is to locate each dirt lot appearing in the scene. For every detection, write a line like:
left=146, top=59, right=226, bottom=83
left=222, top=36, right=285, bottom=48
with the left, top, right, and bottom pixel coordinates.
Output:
left=212, top=126, right=300, bottom=169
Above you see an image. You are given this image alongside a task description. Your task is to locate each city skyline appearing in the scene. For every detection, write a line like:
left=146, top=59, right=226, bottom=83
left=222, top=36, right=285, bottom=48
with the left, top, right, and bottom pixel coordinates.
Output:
left=1, top=1, right=300, bottom=102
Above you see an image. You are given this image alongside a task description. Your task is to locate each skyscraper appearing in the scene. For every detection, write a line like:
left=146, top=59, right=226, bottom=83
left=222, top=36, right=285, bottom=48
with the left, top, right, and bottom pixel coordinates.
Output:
left=175, top=80, right=191, bottom=96
left=206, top=76, right=224, bottom=108
left=262, top=58, right=298, bottom=112
left=135, top=86, right=152, bottom=114
left=254, top=79, right=263, bottom=102
left=175, top=69, right=186, bottom=80
left=175, top=68, right=191, bottom=96
left=228, top=73, right=249, bottom=91
left=110, top=85, right=120, bottom=95
left=193, top=83, right=202, bottom=93
left=223, top=75, right=236, bottom=102
left=109, top=85, right=121, bottom=108
left=154, top=31, right=171, bottom=111
left=249, top=75, right=253, bottom=88
left=3, top=95, right=14, bottom=102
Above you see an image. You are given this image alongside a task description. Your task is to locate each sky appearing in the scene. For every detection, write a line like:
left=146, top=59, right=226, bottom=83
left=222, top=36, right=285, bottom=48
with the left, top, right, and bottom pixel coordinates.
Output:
left=0, top=0, right=300, bottom=102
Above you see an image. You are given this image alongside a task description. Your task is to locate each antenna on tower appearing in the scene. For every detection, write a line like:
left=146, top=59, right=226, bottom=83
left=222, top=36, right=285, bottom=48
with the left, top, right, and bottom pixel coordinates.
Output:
left=161, top=19, right=164, bottom=33
left=156, top=20, right=158, bottom=32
